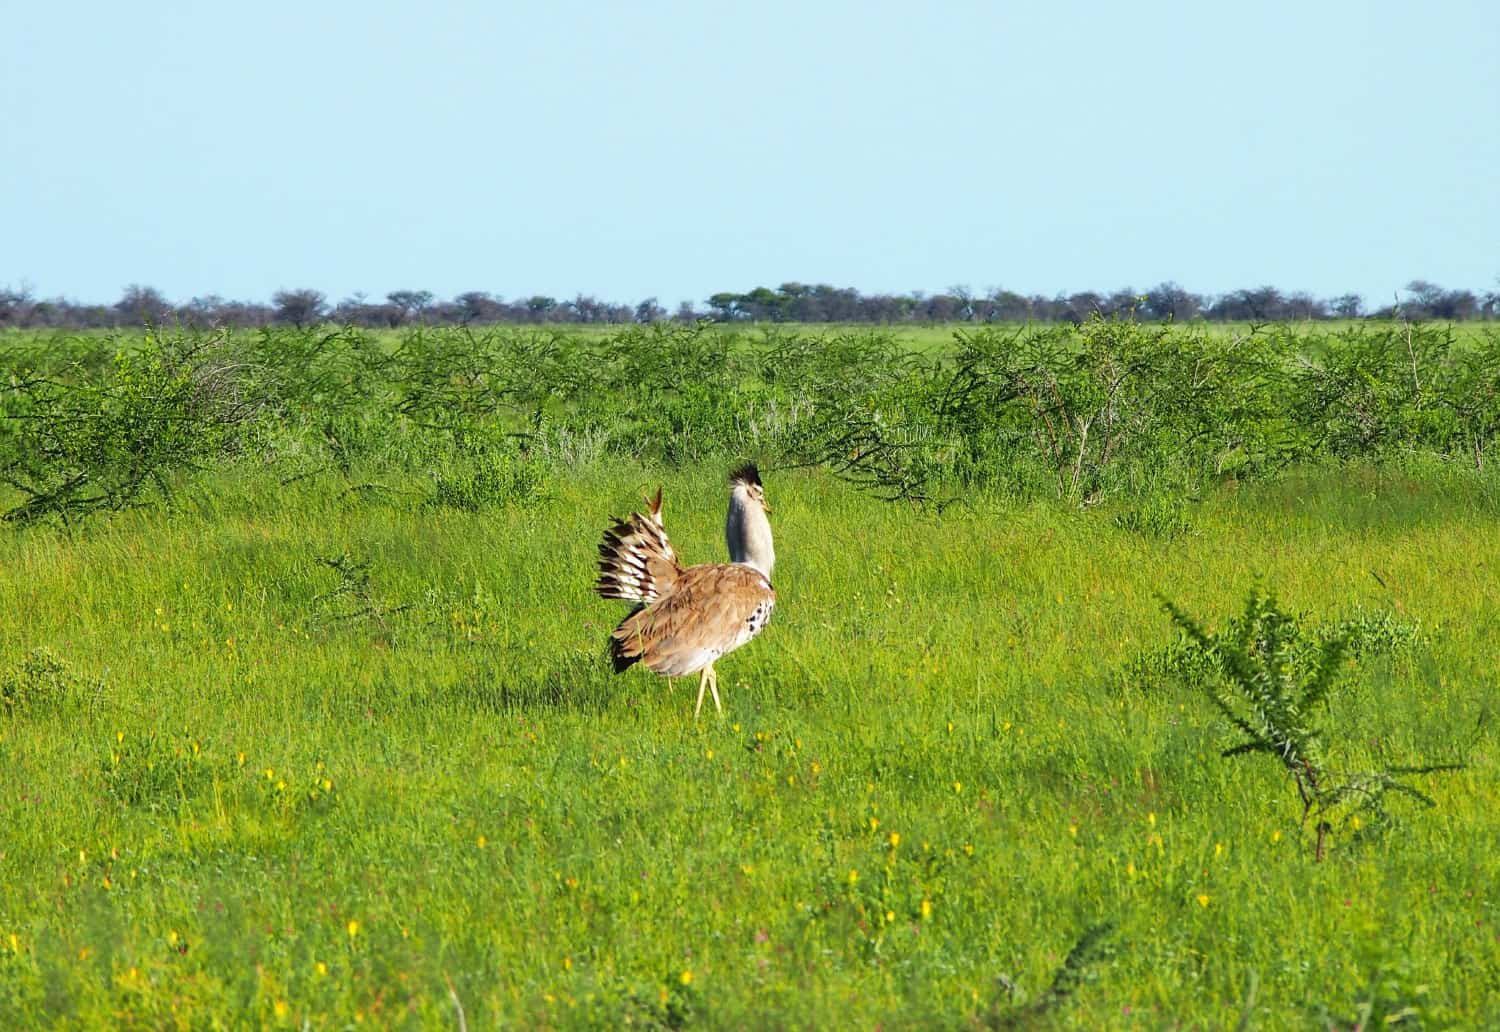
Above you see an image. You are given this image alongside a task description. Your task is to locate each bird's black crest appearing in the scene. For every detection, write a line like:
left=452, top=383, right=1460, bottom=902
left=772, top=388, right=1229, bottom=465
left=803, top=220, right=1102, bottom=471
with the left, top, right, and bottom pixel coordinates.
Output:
left=729, top=462, right=761, bottom=487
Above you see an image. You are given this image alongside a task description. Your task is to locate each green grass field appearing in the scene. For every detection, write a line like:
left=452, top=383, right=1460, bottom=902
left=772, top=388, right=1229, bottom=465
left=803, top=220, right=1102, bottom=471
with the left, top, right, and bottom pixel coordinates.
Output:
left=1, top=323, right=1497, bottom=1027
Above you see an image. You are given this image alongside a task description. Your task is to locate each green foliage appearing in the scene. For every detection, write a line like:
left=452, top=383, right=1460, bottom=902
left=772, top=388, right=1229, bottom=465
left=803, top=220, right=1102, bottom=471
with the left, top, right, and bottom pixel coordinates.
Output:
left=943, top=317, right=1296, bottom=501
left=1160, top=589, right=1462, bottom=858
left=246, top=324, right=389, bottom=419
left=1322, top=604, right=1432, bottom=660
left=1162, top=590, right=1341, bottom=796
left=0, top=330, right=262, bottom=524
left=101, top=730, right=218, bottom=811
left=1127, top=602, right=1431, bottom=693
left=989, top=922, right=1117, bottom=1028
left=1316, top=955, right=1460, bottom=1030
left=5, top=319, right=1500, bottom=518
left=0, top=647, right=90, bottom=714
left=1120, top=632, right=1220, bottom=693
left=311, top=551, right=412, bottom=641
left=253, top=759, right=339, bottom=819
left=429, top=430, right=550, bottom=511
left=1113, top=494, right=1193, bottom=539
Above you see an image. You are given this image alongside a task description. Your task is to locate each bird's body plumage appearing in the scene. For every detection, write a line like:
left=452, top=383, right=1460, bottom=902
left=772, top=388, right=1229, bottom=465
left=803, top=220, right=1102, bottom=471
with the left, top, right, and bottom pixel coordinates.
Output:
left=609, top=562, right=774, bottom=676
left=595, top=465, right=776, bottom=715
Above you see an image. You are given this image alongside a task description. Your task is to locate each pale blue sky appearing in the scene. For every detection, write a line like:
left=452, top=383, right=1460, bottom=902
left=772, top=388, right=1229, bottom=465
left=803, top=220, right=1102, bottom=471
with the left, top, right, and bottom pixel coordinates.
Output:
left=3, top=1, right=1496, bottom=308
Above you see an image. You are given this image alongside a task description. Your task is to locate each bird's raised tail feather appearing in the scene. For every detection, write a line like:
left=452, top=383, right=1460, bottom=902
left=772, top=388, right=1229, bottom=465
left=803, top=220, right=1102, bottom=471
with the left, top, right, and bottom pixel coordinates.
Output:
left=596, top=488, right=680, bottom=604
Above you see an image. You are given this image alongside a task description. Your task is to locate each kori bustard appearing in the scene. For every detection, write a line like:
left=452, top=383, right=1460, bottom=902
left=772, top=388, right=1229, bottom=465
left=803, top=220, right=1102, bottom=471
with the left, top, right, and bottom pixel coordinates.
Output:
left=596, top=464, right=776, bottom=717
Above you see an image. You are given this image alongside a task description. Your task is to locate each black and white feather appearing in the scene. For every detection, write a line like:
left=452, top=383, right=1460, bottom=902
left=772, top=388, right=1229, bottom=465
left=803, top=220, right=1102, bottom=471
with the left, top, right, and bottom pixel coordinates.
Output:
left=596, top=489, right=678, bottom=604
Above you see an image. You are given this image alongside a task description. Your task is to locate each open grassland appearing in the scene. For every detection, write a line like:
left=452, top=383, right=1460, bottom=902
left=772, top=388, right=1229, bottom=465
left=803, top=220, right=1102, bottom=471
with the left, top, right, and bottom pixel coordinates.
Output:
left=1, top=322, right=1498, bottom=1027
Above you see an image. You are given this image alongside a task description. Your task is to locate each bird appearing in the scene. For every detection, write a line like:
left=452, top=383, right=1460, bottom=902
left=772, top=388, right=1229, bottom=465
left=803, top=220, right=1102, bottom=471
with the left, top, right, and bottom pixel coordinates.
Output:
left=595, top=464, right=776, bottom=717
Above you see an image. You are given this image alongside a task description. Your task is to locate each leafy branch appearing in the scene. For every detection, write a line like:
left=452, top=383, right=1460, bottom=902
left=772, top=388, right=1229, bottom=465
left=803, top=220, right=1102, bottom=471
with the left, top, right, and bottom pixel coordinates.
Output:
left=988, top=921, right=1117, bottom=1028
left=1160, top=589, right=1463, bottom=860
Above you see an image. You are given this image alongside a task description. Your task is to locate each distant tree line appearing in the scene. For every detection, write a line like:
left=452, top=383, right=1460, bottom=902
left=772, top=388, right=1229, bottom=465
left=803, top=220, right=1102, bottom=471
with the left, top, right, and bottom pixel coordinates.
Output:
left=1, top=279, right=1496, bottom=330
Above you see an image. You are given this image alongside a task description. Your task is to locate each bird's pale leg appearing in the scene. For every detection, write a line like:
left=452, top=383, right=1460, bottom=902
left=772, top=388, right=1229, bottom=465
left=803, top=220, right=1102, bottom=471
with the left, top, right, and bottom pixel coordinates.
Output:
left=708, top=664, right=722, bottom=712
left=694, top=668, right=710, bottom=718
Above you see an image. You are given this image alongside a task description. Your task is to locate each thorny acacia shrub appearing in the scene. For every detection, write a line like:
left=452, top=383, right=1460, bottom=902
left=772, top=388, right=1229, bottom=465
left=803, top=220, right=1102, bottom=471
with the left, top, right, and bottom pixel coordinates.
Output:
left=942, top=318, right=1295, bottom=501
left=1291, top=322, right=1500, bottom=464
left=4, top=319, right=1500, bottom=520
left=0, top=330, right=263, bottom=524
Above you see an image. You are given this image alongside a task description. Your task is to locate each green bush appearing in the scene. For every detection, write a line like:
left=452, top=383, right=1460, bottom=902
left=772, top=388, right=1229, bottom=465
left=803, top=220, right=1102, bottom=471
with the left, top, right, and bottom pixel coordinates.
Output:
left=430, top=438, right=549, bottom=511
left=0, top=331, right=262, bottom=524
left=0, top=647, right=81, bottom=714
left=5, top=319, right=1500, bottom=519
